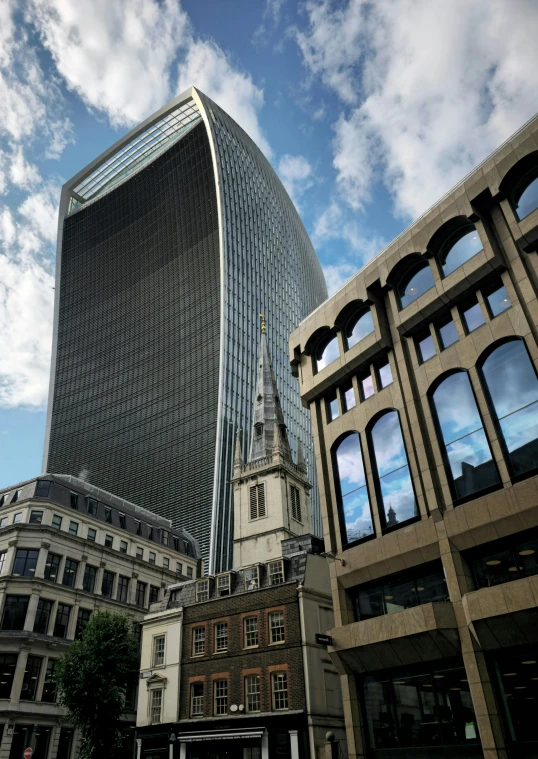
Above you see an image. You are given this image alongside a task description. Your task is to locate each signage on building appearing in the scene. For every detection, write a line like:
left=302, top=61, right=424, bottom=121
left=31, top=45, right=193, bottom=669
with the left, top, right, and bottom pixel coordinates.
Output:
left=24, top=749, right=33, bottom=759
left=140, top=670, right=153, bottom=679
left=316, top=633, right=333, bottom=646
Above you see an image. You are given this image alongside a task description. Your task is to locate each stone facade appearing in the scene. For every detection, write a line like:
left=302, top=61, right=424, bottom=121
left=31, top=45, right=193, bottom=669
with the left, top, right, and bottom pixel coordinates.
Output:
left=290, top=117, right=538, bottom=759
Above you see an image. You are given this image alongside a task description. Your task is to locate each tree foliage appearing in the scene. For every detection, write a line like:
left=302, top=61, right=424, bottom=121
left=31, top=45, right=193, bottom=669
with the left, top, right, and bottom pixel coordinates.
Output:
left=55, top=611, right=140, bottom=759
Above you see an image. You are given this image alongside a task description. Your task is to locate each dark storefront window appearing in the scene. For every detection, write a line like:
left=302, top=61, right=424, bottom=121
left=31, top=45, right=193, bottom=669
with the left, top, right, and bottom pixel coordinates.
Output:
left=2, top=595, right=29, bottom=630
left=494, top=647, right=538, bottom=745
left=20, top=655, right=42, bottom=701
left=8, top=725, right=51, bottom=759
left=56, top=728, right=74, bottom=759
left=0, top=653, right=18, bottom=698
left=12, top=549, right=39, bottom=578
left=362, top=662, right=479, bottom=750
left=54, top=603, right=71, bottom=638
left=33, top=598, right=53, bottom=635
left=354, top=562, right=449, bottom=621
left=470, top=530, right=538, bottom=589
left=42, top=659, right=57, bottom=702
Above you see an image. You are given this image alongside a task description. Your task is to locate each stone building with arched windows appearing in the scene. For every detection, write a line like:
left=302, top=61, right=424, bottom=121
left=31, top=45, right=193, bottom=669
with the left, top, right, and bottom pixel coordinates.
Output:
left=290, top=114, right=538, bottom=759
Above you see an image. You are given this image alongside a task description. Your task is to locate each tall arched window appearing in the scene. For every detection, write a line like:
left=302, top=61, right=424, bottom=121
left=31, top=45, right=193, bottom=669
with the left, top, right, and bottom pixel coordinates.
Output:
left=333, top=433, right=374, bottom=545
left=315, top=335, right=339, bottom=372
left=513, top=168, right=538, bottom=220
left=439, top=224, right=483, bottom=277
left=345, top=308, right=375, bottom=350
left=398, top=262, right=435, bottom=308
left=369, top=411, right=418, bottom=528
left=480, top=339, right=538, bottom=477
left=431, top=371, right=499, bottom=500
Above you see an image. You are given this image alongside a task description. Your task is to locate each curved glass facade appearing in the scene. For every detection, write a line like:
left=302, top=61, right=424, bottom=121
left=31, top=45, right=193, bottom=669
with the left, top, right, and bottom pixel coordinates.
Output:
left=45, top=89, right=327, bottom=572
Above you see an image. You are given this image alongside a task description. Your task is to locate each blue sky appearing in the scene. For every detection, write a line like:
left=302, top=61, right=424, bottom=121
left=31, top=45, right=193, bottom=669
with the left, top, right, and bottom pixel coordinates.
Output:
left=1, top=0, right=538, bottom=488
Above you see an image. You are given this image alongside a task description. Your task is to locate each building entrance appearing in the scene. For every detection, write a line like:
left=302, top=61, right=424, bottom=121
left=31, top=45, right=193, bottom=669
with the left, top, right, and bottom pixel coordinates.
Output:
left=187, top=742, right=261, bottom=759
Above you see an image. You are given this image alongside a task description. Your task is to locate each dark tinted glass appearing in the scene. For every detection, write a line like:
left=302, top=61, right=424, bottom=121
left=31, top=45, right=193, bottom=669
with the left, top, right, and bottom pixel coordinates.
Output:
left=149, top=586, right=159, bottom=604
left=35, top=480, right=51, bottom=497
left=486, top=285, right=511, bottom=317
left=438, top=319, right=458, bottom=349
left=356, top=565, right=448, bottom=621
left=83, top=565, right=97, bottom=593
left=370, top=411, right=418, bottom=527
left=117, top=576, right=129, bottom=603
left=472, top=535, right=538, bottom=589
left=432, top=372, right=499, bottom=499
left=316, top=335, right=339, bottom=371
left=399, top=263, right=435, bottom=308
left=42, top=659, right=57, bottom=702
left=75, top=609, right=91, bottom=639
left=418, top=334, right=436, bottom=363
left=44, top=553, right=61, bottom=582
left=0, top=653, right=18, bottom=698
left=515, top=175, right=538, bottom=220
left=29, top=510, right=43, bottom=524
left=462, top=302, right=485, bottom=332
left=12, top=549, right=39, bottom=578
left=33, top=599, right=52, bottom=635
left=62, top=559, right=78, bottom=588
left=441, top=227, right=483, bottom=277
left=494, top=648, right=538, bottom=742
left=101, top=571, right=115, bottom=598
left=2, top=595, right=29, bottom=630
left=136, top=581, right=147, bottom=607
left=334, top=433, right=374, bottom=545
left=54, top=604, right=71, bottom=638
left=20, top=655, right=42, bottom=701
left=346, top=309, right=374, bottom=349
left=481, top=340, right=538, bottom=476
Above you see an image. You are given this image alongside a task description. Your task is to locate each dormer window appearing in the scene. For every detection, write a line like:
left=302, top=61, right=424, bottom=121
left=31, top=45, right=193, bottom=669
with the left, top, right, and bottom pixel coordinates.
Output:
left=87, top=499, right=98, bottom=516
left=244, top=566, right=260, bottom=591
left=196, top=579, right=210, bottom=602
left=35, top=480, right=51, bottom=498
left=136, top=520, right=142, bottom=535
left=268, top=559, right=285, bottom=585
left=104, top=508, right=112, bottom=524
left=216, top=573, right=231, bottom=597
left=119, top=513, right=126, bottom=529
left=161, top=530, right=169, bottom=546
left=11, top=490, right=21, bottom=504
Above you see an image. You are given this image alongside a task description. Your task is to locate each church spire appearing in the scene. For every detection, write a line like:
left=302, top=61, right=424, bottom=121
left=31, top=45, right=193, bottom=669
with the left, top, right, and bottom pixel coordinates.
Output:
left=248, top=318, right=292, bottom=463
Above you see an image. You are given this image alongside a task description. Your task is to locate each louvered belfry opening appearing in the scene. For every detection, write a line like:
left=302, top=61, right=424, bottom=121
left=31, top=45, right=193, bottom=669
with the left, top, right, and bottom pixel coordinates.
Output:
left=249, top=483, right=266, bottom=520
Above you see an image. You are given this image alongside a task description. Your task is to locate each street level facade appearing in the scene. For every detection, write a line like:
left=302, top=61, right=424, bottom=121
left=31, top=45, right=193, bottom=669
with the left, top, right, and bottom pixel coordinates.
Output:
left=43, top=86, right=327, bottom=572
left=135, top=335, right=346, bottom=759
left=290, top=116, right=538, bottom=759
left=0, top=475, right=199, bottom=759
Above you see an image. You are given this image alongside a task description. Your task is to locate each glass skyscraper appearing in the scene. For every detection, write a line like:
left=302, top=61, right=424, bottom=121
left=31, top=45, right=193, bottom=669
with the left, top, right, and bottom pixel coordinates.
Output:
left=44, top=87, right=327, bottom=571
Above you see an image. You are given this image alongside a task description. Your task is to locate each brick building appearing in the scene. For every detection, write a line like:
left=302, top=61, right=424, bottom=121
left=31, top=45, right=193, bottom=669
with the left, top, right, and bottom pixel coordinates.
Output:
left=289, top=115, right=538, bottom=759
left=0, top=474, right=199, bottom=759
left=136, top=333, right=346, bottom=758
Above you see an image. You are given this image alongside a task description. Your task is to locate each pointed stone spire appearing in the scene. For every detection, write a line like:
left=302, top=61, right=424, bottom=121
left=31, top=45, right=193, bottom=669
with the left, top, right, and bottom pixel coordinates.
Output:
left=234, top=431, right=243, bottom=472
left=248, top=325, right=292, bottom=463
left=296, top=439, right=307, bottom=473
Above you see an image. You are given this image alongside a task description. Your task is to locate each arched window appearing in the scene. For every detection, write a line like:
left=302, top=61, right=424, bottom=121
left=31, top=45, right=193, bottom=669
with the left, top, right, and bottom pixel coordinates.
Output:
left=513, top=168, right=538, bottom=220
left=345, top=308, right=375, bottom=350
left=431, top=371, right=499, bottom=500
left=439, top=224, right=482, bottom=277
left=480, top=339, right=538, bottom=477
left=315, top=335, right=339, bottom=372
left=333, top=433, right=374, bottom=545
left=369, top=411, right=418, bottom=528
left=397, top=262, right=435, bottom=309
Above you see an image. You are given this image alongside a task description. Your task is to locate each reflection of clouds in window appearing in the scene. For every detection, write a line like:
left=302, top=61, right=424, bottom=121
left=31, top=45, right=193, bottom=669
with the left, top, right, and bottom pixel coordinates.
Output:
left=442, top=228, right=483, bottom=277
left=399, top=263, right=435, bottom=308
left=370, top=411, right=417, bottom=525
left=334, top=433, right=373, bottom=543
left=433, top=372, right=483, bottom=445
left=516, top=176, right=538, bottom=220
left=317, top=336, right=339, bottom=371
left=483, top=341, right=538, bottom=418
left=347, top=310, right=374, bottom=349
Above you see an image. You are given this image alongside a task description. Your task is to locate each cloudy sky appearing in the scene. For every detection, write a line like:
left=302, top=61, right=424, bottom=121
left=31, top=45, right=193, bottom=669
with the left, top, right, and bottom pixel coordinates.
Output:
left=1, top=0, right=538, bottom=487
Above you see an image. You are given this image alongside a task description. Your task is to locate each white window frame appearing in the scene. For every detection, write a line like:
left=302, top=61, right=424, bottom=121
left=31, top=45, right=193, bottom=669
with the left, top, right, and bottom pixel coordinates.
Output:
left=153, top=635, right=165, bottom=667
left=214, top=622, right=228, bottom=652
left=244, top=566, right=260, bottom=591
left=192, top=627, right=205, bottom=656
left=268, top=559, right=285, bottom=586
left=190, top=682, right=203, bottom=717
left=245, top=674, right=261, bottom=712
left=271, top=671, right=288, bottom=710
left=213, top=679, right=228, bottom=715
left=269, top=611, right=285, bottom=644
left=244, top=616, right=259, bottom=648
left=150, top=688, right=163, bottom=724
left=216, top=573, right=231, bottom=597
left=196, top=579, right=210, bottom=602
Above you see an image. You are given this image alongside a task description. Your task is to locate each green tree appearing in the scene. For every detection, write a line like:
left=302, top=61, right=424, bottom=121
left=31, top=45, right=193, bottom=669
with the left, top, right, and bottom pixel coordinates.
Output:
left=55, top=610, right=140, bottom=759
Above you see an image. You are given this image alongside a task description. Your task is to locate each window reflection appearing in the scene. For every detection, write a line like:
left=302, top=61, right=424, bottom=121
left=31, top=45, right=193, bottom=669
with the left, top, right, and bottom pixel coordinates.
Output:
left=327, top=393, right=339, bottom=422
left=432, top=371, right=499, bottom=500
left=440, top=226, right=483, bottom=277
left=316, top=335, right=339, bottom=372
left=438, top=319, right=458, bottom=349
left=360, top=373, right=374, bottom=400
left=462, top=301, right=485, bottom=333
left=370, top=411, right=418, bottom=527
left=485, top=285, right=511, bottom=317
left=514, top=171, right=538, bottom=220
left=355, top=562, right=449, bottom=621
left=377, top=360, right=393, bottom=389
left=346, top=309, right=374, bottom=349
left=342, top=382, right=356, bottom=412
left=398, top=262, right=435, bottom=309
left=362, top=663, right=479, bottom=750
left=334, top=433, right=374, bottom=545
left=470, top=531, right=538, bottom=589
left=481, top=339, right=538, bottom=476
left=418, top=333, right=436, bottom=363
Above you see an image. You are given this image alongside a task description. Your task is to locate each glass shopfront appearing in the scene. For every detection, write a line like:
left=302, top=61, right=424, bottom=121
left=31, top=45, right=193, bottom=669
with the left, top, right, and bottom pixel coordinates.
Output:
left=492, top=645, right=538, bottom=757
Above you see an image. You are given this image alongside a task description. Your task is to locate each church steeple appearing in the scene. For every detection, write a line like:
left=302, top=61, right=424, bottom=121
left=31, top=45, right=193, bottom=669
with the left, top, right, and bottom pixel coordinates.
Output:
left=248, top=321, right=292, bottom=463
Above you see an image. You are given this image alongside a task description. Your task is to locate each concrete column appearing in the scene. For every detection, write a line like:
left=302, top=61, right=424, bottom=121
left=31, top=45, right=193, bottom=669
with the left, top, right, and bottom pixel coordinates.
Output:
left=76, top=555, right=88, bottom=590
left=23, top=591, right=41, bottom=632
left=261, top=733, right=269, bottom=759
left=129, top=573, right=140, bottom=605
left=289, top=730, right=299, bottom=759
left=136, top=738, right=142, bottom=759
left=35, top=542, right=51, bottom=579
left=0, top=726, right=14, bottom=759
left=47, top=600, right=58, bottom=636
left=68, top=603, right=80, bottom=640
left=10, top=648, right=29, bottom=704
left=95, top=562, right=106, bottom=596
left=5, top=540, right=18, bottom=575
left=179, top=743, right=187, bottom=759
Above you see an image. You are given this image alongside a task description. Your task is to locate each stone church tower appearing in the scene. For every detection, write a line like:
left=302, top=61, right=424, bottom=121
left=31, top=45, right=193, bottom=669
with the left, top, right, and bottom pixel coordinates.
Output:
left=232, top=323, right=312, bottom=567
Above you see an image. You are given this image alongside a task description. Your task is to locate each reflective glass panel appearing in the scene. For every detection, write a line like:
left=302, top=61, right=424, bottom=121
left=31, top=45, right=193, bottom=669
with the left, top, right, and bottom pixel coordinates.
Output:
left=378, top=361, right=393, bottom=388
left=494, top=648, right=538, bottom=742
left=334, top=433, right=374, bottom=544
left=432, top=372, right=499, bottom=499
left=462, top=302, right=485, bottom=333
left=438, top=319, right=458, bottom=349
left=361, top=374, right=374, bottom=400
left=346, top=309, right=374, bottom=349
left=399, top=263, right=435, bottom=308
left=481, top=340, right=538, bottom=475
left=486, top=285, right=511, bottom=317
left=516, top=176, right=538, bottom=220
left=441, top=228, right=483, bottom=277
left=418, top=334, right=436, bottom=363
left=316, top=336, right=339, bottom=371
left=343, top=383, right=356, bottom=412
left=370, top=411, right=418, bottom=526
left=327, top=395, right=339, bottom=422
left=0, top=653, right=18, bottom=698
left=363, top=674, right=398, bottom=748
left=471, top=534, right=538, bottom=589
left=393, top=671, right=438, bottom=747
left=356, top=565, right=448, bottom=621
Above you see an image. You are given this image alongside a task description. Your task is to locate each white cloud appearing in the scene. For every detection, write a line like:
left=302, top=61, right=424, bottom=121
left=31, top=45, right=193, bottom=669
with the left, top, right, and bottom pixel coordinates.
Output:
left=295, top=0, right=538, bottom=219
left=177, top=39, right=271, bottom=158
left=323, top=263, right=356, bottom=295
left=9, top=147, right=41, bottom=190
left=253, top=0, right=286, bottom=46
left=277, top=153, right=313, bottom=208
